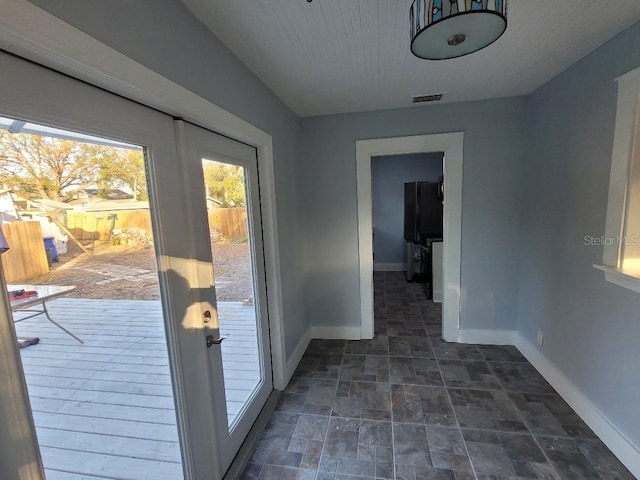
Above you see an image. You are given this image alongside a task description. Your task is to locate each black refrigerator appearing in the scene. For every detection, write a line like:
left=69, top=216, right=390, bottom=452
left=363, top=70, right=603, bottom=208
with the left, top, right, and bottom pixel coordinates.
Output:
left=404, top=181, right=443, bottom=243
left=404, top=180, right=443, bottom=289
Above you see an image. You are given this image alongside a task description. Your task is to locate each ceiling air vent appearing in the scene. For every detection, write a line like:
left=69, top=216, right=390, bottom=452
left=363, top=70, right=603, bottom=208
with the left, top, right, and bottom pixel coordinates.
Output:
left=412, top=94, right=444, bottom=103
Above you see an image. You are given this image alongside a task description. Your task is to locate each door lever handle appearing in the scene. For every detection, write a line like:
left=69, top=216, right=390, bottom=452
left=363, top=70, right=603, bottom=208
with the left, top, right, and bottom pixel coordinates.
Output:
left=206, top=334, right=228, bottom=348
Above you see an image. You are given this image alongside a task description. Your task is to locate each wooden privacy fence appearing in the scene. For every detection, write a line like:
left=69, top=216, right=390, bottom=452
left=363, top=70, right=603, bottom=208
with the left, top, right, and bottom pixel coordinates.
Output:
left=208, top=207, right=248, bottom=240
left=67, top=210, right=152, bottom=241
left=1, top=221, right=50, bottom=282
left=66, top=207, right=248, bottom=242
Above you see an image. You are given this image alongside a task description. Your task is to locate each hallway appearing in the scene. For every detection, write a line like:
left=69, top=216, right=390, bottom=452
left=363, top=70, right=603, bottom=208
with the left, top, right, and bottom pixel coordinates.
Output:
left=241, top=272, right=632, bottom=479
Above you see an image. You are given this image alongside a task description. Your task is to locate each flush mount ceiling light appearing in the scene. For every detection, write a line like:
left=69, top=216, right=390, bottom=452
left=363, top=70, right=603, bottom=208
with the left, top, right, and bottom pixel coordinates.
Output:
left=410, top=0, right=507, bottom=60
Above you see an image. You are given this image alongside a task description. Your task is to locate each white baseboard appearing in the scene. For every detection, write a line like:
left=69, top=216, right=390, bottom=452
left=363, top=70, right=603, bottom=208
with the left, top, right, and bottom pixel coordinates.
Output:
left=516, top=334, right=640, bottom=478
left=310, top=326, right=362, bottom=340
left=284, top=327, right=311, bottom=388
left=432, top=289, right=443, bottom=303
left=373, top=263, right=404, bottom=272
left=456, top=329, right=516, bottom=345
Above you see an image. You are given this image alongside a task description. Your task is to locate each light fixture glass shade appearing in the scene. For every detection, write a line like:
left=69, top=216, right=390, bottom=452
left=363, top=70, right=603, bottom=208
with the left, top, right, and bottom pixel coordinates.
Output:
left=410, top=0, right=507, bottom=60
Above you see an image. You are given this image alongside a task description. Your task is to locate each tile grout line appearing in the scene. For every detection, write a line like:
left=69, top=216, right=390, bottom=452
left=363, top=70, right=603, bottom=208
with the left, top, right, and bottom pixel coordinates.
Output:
left=424, top=287, right=561, bottom=480
left=471, top=345, right=567, bottom=479
left=407, top=272, right=421, bottom=480
left=509, top=394, right=565, bottom=480
left=384, top=272, right=398, bottom=480
left=371, top=274, right=394, bottom=480
left=423, top=304, right=480, bottom=480
left=382, top=282, right=395, bottom=480
left=314, top=341, right=345, bottom=480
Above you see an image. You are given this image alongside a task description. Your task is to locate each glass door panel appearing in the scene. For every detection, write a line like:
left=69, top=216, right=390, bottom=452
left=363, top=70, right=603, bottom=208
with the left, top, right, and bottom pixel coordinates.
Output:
left=0, top=51, right=229, bottom=479
left=201, top=159, right=262, bottom=429
left=0, top=115, right=184, bottom=480
left=176, top=120, right=272, bottom=475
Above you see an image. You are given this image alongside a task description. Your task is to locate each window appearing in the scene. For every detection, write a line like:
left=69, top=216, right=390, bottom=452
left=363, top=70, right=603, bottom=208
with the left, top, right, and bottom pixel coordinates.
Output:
left=595, top=65, right=640, bottom=292
left=622, top=111, right=640, bottom=274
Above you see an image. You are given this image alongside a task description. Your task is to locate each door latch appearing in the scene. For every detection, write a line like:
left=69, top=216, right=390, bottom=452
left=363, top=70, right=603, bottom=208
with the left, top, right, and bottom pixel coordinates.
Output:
left=206, top=334, right=227, bottom=348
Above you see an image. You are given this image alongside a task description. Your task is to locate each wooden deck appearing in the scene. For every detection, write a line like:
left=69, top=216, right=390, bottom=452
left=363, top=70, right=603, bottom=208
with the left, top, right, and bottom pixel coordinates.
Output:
left=13, top=298, right=260, bottom=480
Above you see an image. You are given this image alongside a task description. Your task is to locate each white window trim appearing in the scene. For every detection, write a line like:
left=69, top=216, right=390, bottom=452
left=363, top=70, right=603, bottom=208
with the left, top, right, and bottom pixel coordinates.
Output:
left=594, top=65, right=640, bottom=293
left=0, top=0, right=288, bottom=392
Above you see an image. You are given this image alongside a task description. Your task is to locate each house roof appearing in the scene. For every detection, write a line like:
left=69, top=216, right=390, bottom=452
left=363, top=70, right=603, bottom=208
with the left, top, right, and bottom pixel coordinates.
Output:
left=82, top=189, right=133, bottom=200
left=1, top=192, right=71, bottom=214
left=72, top=199, right=149, bottom=212
left=30, top=198, right=73, bottom=211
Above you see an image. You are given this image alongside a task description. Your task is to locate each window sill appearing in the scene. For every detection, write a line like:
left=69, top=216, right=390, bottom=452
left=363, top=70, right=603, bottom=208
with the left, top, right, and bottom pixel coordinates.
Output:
left=593, top=264, right=640, bottom=293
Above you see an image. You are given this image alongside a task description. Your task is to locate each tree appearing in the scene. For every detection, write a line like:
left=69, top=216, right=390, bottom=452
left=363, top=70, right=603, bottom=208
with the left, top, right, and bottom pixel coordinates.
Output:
left=95, top=148, right=147, bottom=201
left=202, top=160, right=246, bottom=207
left=0, top=131, right=147, bottom=201
left=0, top=131, right=101, bottom=200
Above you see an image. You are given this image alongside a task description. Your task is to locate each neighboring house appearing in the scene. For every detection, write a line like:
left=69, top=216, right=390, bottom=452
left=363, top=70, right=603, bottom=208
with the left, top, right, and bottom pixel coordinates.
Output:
left=28, top=197, right=74, bottom=213
left=0, top=190, right=72, bottom=224
left=68, top=189, right=135, bottom=210
left=75, top=188, right=133, bottom=200
left=0, top=189, right=19, bottom=223
left=0, top=191, right=70, bottom=251
left=68, top=188, right=146, bottom=213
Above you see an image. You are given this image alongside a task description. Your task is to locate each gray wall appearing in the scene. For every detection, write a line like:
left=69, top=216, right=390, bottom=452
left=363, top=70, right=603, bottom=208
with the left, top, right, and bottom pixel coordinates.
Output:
left=372, top=153, right=443, bottom=265
left=300, top=97, right=527, bottom=331
left=517, top=22, right=640, bottom=447
left=26, top=0, right=308, bottom=360
left=23, top=6, right=640, bottom=454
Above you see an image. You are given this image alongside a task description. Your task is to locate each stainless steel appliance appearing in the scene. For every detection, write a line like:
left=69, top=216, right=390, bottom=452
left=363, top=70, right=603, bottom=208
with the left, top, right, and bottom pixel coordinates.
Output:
left=404, top=180, right=443, bottom=291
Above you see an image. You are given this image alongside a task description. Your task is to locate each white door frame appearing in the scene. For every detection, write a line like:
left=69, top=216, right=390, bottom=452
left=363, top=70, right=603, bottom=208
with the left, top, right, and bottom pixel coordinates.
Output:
left=0, top=0, right=288, bottom=390
left=356, top=133, right=463, bottom=341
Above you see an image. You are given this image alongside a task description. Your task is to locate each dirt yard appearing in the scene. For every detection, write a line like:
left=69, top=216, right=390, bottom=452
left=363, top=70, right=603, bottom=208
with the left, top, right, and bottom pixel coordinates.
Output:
left=30, top=240, right=253, bottom=302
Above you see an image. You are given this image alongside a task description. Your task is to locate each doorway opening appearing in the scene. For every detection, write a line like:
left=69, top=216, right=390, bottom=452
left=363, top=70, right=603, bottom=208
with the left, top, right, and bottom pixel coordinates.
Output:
left=355, top=133, right=463, bottom=342
left=372, top=152, right=444, bottom=300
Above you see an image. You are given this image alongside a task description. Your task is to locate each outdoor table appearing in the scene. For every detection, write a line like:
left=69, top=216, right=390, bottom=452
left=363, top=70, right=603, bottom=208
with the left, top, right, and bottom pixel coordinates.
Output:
left=8, top=284, right=82, bottom=343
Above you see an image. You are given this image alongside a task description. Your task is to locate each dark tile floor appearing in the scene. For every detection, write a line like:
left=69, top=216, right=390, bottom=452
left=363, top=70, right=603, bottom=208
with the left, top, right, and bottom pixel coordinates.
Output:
left=240, top=272, right=634, bottom=479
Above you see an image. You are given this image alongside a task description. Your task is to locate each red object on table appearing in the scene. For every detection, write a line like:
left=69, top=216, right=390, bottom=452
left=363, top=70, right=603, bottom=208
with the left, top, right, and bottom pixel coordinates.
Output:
left=10, top=290, right=38, bottom=301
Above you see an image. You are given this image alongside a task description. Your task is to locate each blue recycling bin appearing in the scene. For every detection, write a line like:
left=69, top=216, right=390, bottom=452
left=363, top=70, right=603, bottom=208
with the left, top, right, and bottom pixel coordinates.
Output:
left=43, top=237, right=58, bottom=262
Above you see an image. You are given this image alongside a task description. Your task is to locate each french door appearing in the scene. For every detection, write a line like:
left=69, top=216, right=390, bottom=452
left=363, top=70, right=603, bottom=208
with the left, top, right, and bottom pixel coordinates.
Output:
left=0, top=52, right=272, bottom=479
left=175, top=121, right=272, bottom=473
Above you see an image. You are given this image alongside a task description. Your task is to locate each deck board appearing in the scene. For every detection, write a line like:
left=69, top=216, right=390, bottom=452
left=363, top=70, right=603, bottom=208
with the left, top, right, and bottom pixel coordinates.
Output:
left=35, top=412, right=180, bottom=442
left=40, top=446, right=183, bottom=480
left=37, top=427, right=180, bottom=463
left=14, top=298, right=260, bottom=480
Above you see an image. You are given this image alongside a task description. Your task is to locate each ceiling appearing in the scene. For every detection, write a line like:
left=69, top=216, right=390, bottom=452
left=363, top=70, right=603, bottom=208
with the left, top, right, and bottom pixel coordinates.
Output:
left=180, top=0, right=640, bottom=118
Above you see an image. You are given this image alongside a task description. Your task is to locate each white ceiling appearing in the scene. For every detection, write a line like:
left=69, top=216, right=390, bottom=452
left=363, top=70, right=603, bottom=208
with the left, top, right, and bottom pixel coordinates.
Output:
left=181, top=0, right=640, bottom=118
